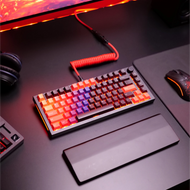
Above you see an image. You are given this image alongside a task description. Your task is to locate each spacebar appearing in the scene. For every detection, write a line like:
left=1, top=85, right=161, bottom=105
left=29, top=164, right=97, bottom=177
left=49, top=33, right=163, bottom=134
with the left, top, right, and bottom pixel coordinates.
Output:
left=76, top=104, right=114, bottom=122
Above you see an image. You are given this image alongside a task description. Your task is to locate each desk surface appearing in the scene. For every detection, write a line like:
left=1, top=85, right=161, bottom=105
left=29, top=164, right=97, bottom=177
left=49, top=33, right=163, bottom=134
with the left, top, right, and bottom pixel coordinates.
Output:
left=0, top=0, right=189, bottom=190
left=134, top=45, right=190, bottom=136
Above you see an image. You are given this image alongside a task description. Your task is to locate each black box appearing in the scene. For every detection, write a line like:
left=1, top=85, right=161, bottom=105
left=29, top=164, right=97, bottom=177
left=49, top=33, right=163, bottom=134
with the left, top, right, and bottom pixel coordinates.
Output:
left=152, top=0, right=189, bottom=27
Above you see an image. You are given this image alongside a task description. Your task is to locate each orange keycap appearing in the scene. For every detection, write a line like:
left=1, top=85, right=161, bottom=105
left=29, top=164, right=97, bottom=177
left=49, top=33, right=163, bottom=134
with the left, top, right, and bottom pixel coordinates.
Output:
left=71, top=83, right=78, bottom=91
left=60, top=119, right=70, bottom=127
left=64, top=106, right=71, bottom=112
left=138, top=94, right=145, bottom=101
left=66, top=92, right=73, bottom=99
left=60, top=101, right=66, bottom=107
left=53, top=96, right=60, bottom=102
left=53, top=103, right=60, bottom=109
left=40, top=100, right=47, bottom=107
left=122, top=84, right=136, bottom=93
left=58, top=107, right=64, bottom=114
left=37, top=94, right=45, bottom=102
left=66, top=99, right=72, bottom=105
left=47, top=98, right=54, bottom=104
left=60, top=94, right=66, bottom=100
left=49, top=114, right=64, bottom=123
left=46, top=110, right=58, bottom=118
left=51, top=122, right=61, bottom=131
left=78, top=81, right=85, bottom=89
left=132, top=97, right=139, bottom=104
left=43, top=105, right=53, bottom=112
left=89, top=78, right=96, bottom=85
left=134, top=90, right=141, bottom=96
left=83, top=80, right=90, bottom=87
left=64, top=112, right=71, bottom=119
left=143, top=93, right=151, bottom=99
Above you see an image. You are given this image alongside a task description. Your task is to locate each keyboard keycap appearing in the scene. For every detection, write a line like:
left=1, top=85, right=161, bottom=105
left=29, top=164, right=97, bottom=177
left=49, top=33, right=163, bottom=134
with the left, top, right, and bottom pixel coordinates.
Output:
left=0, top=133, right=12, bottom=148
left=122, top=84, right=136, bottom=93
left=0, top=142, right=6, bottom=153
left=76, top=104, right=114, bottom=122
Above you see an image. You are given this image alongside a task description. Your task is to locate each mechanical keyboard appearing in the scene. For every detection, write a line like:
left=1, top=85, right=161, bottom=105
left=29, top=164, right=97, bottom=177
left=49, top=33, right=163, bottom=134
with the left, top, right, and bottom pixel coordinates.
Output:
left=33, top=66, right=155, bottom=137
left=0, top=116, right=24, bottom=161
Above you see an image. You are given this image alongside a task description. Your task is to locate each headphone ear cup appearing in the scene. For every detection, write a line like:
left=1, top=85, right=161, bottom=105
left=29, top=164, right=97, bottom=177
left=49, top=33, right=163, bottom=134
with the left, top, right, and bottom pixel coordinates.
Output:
left=1, top=52, right=22, bottom=72
left=0, top=52, right=22, bottom=86
left=0, top=65, right=20, bottom=86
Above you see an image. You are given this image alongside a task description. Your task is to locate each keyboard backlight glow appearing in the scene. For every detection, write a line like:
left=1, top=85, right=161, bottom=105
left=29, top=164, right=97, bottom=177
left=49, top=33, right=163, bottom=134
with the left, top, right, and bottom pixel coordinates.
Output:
left=36, top=105, right=49, bottom=131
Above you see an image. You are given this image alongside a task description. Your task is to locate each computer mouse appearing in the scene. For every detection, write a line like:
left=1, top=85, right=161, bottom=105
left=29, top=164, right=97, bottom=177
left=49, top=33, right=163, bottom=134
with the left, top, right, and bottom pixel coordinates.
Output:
left=165, top=69, right=190, bottom=101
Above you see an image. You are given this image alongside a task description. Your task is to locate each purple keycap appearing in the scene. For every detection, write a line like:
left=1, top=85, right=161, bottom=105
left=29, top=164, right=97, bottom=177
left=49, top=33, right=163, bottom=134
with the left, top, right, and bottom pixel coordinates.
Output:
left=84, top=93, right=90, bottom=99
left=76, top=108, right=83, bottom=114
left=84, top=87, right=90, bottom=93
left=82, top=100, right=89, bottom=106
left=78, top=95, right=84, bottom=101
left=70, top=104, right=77, bottom=110
left=72, top=97, right=79, bottom=103
left=72, top=90, right=79, bottom=97
left=78, top=89, right=84, bottom=94
left=82, top=106, right=89, bottom=112
left=76, top=102, right=83, bottom=108
left=68, top=117, right=77, bottom=124
left=70, top=110, right=77, bottom=116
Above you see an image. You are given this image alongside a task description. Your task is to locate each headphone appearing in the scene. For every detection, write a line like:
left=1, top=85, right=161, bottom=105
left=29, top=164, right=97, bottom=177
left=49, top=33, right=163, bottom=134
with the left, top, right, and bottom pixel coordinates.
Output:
left=0, top=51, right=22, bottom=86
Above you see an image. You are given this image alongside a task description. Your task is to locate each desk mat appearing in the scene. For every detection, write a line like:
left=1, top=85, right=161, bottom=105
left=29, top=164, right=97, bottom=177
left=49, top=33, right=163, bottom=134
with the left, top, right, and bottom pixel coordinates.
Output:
left=63, top=114, right=179, bottom=184
left=133, top=45, right=190, bottom=136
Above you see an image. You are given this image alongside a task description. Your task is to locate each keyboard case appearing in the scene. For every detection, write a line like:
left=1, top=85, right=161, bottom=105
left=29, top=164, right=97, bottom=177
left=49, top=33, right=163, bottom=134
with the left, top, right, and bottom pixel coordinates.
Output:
left=33, top=66, right=155, bottom=137
left=0, top=116, right=24, bottom=161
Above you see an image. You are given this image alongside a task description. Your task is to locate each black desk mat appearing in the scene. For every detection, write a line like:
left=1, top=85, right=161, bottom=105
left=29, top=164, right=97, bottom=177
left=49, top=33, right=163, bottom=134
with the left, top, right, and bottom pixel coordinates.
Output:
left=133, top=45, right=190, bottom=136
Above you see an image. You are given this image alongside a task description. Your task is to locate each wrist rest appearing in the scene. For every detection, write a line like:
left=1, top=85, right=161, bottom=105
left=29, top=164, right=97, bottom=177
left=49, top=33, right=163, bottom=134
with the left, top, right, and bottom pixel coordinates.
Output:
left=63, top=114, right=179, bottom=184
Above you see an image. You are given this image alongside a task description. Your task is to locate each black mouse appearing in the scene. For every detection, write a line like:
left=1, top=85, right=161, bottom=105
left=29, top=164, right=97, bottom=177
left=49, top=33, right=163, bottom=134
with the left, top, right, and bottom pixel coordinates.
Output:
left=165, top=69, right=190, bottom=101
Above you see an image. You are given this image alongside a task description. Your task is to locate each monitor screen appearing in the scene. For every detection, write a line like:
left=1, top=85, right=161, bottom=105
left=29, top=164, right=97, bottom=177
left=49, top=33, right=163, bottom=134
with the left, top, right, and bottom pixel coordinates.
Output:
left=0, top=0, right=96, bottom=23
left=0, top=0, right=132, bottom=32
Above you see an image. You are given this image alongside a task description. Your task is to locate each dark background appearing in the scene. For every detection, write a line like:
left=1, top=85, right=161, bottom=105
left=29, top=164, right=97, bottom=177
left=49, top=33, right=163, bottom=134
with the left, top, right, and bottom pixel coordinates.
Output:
left=0, top=0, right=189, bottom=189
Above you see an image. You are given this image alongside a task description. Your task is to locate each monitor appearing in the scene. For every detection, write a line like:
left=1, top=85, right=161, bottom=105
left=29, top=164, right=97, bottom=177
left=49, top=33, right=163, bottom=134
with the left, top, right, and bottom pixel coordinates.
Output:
left=0, top=0, right=132, bottom=32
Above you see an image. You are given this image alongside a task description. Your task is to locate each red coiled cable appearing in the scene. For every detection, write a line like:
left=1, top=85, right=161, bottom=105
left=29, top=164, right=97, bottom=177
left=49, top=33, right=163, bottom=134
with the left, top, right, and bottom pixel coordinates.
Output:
left=70, top=10, right=119, bottom=81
